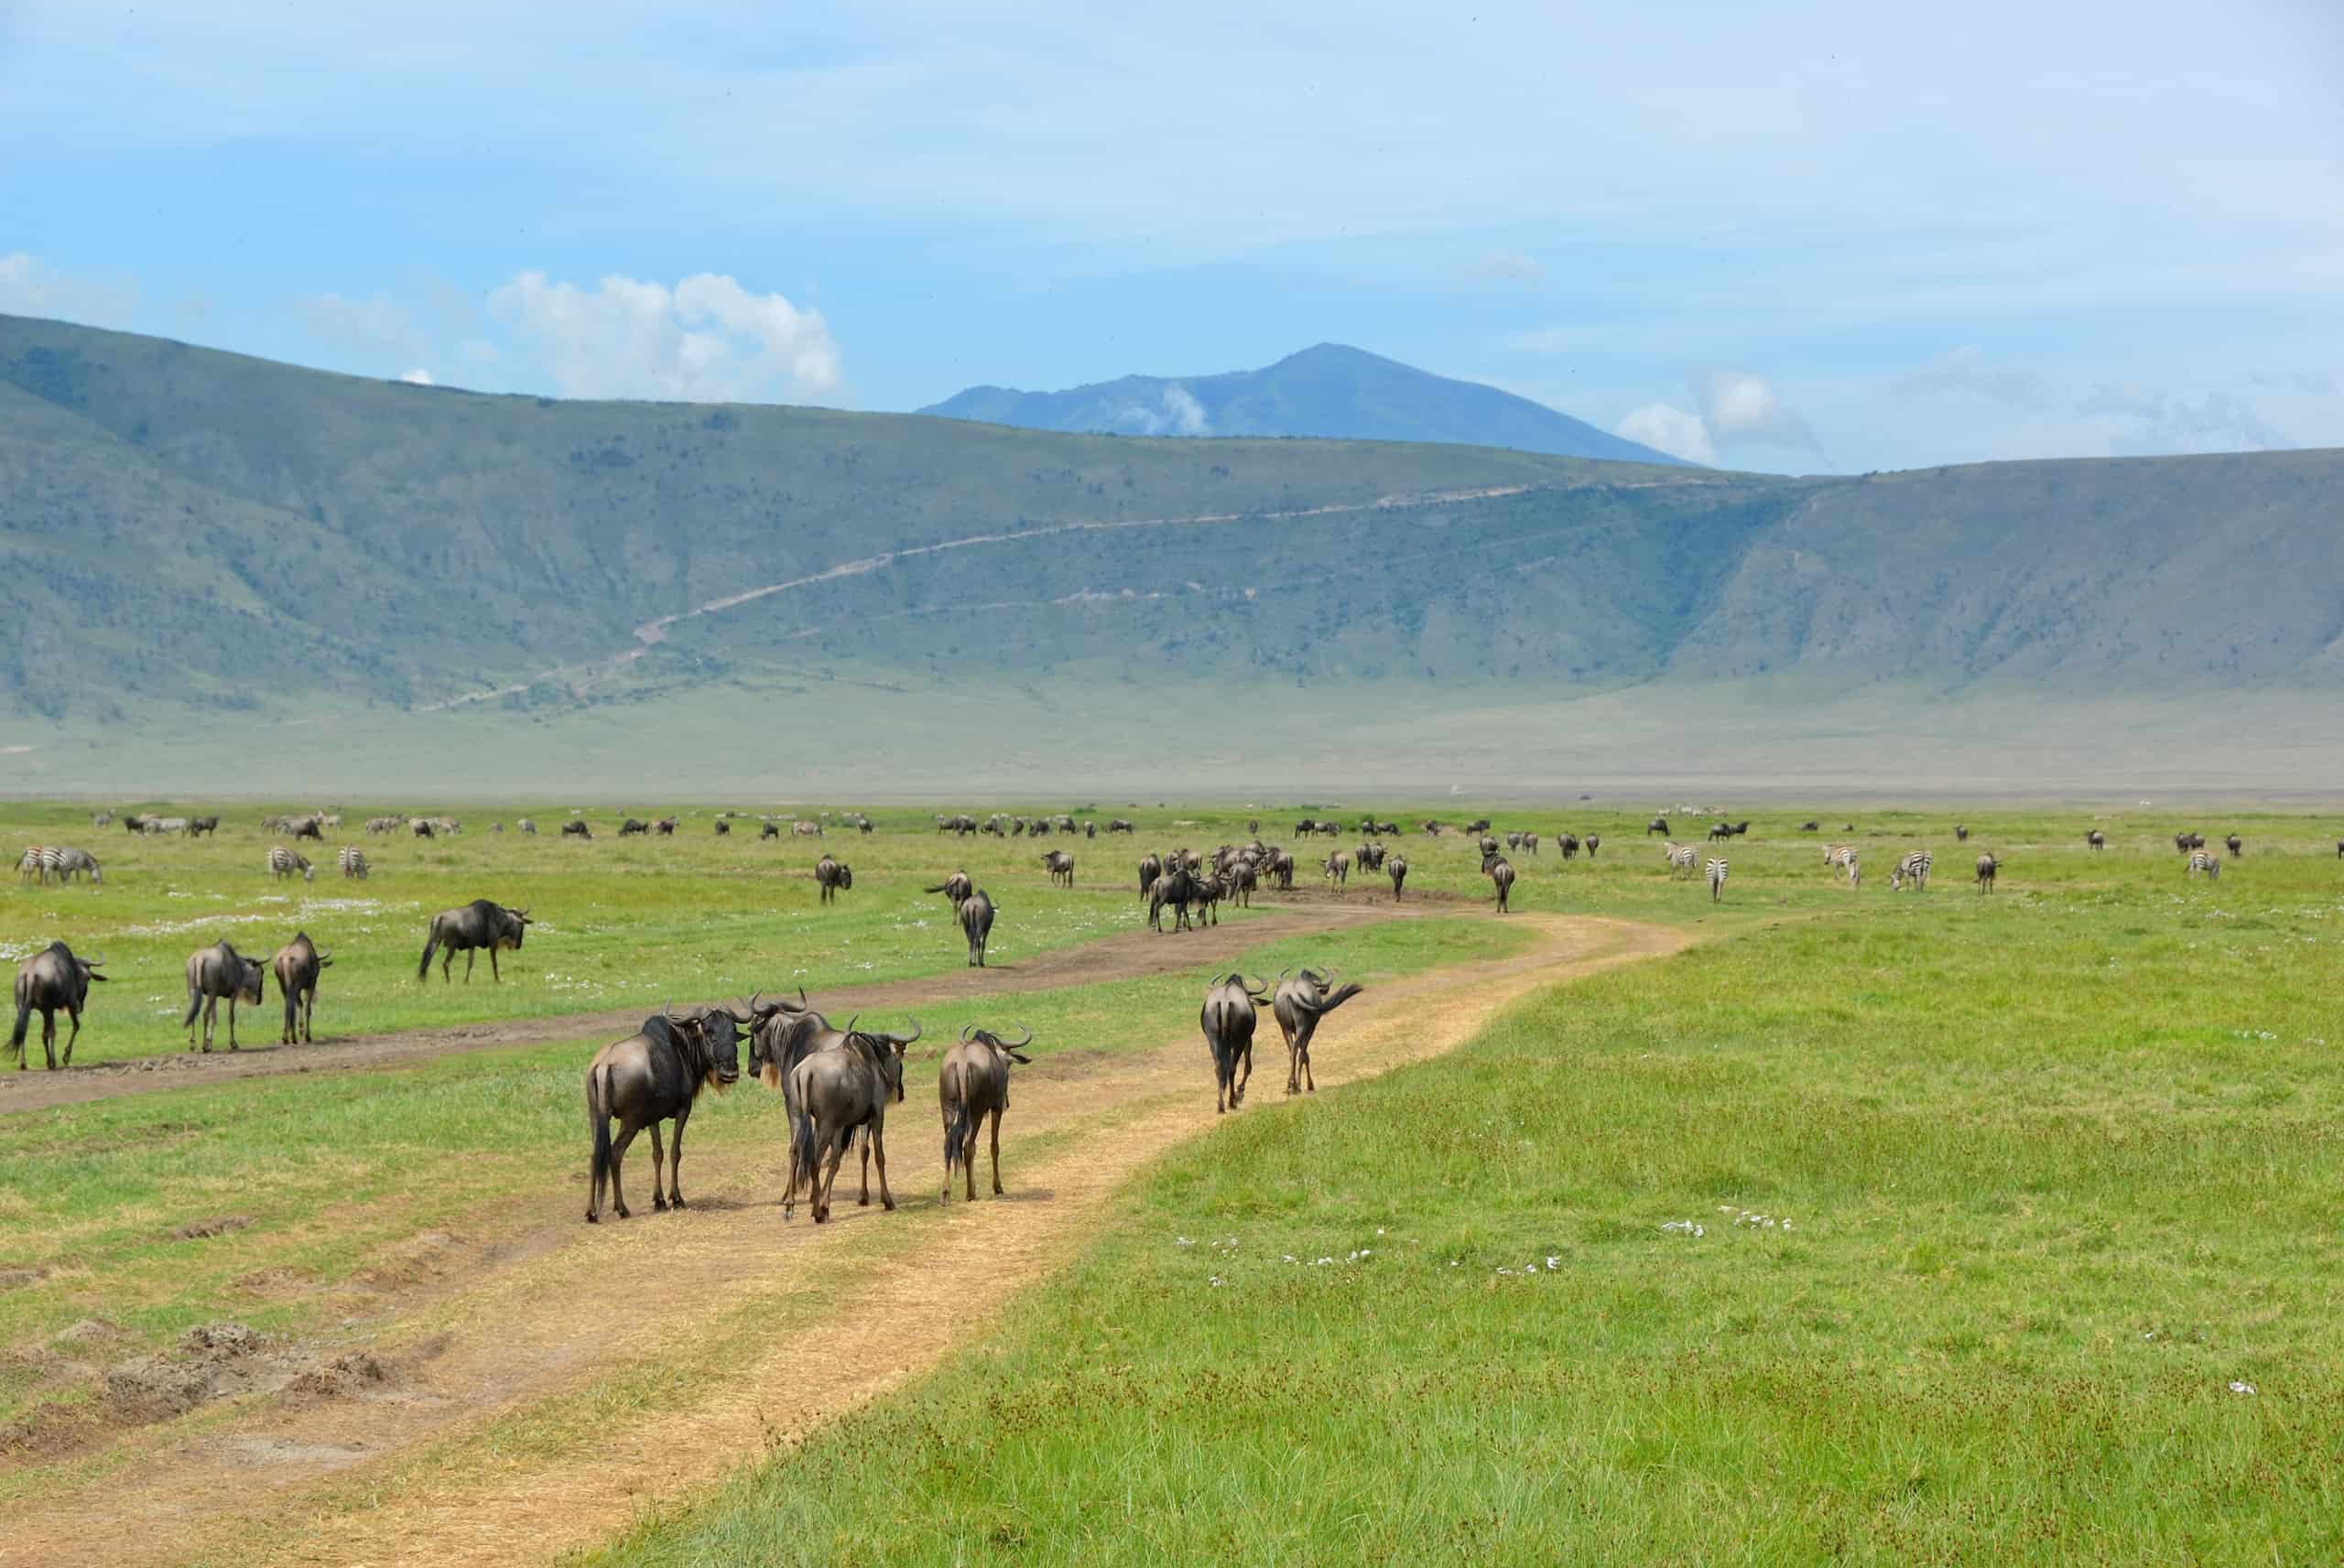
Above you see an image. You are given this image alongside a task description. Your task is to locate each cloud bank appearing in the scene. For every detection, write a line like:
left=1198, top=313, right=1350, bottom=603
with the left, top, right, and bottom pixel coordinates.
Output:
left=488, top=272, right=842, bottom=404
left=1616, top=370, right=1823, bottom=466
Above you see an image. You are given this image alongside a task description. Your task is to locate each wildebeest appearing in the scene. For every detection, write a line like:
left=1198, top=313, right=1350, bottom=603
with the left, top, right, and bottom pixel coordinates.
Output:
left=2087, top=829, right=2106, bottom=851
left=1484, top=852, right=1516, bottom=912
left=1356, top=841, right=1385, bottom=871
left=713, top=819, right=731, bottom=837
left=291, top=815, right=325, bottom=841
left=411, top=817, right=436, bottom=838
left=338, top=847, right=368, bottom=880
left=1387, top=853, right=1408, bottom=899
left=927, top=870, right=974, bottom=905
left=417, top=898, right=532, bottom=982
left=1200, top=973, right=1268, bottom=1113
left=583, top=1000, right=753, bottom=1221
left=267, top=846, right=313, bottom=882
left=271, top=932, right=331, bottom=1044
left=1148, top=862, right=1201, bottom=932
left=782, top=1015, right=917, bottom=1223
left=1556, top=831, right=1579, bottom=860
left=561, top=819, right=591, bottom=840
left=958, top=889, right=996, bottom=967
left=1955, top=824, right=1970, bottom=842
left=1646, top=816, right=1670, bottom=836
left=518, top=817, right=537, bottom=835
left=1799, top=820, right=1820, bottom=832
left=1322, top=849, right=1351, bottom=886
left=184, top=939, right=266, bottom=1052
left=1976, top=853, right=1999, bottom=892
left=815, top=855, right=853, bottom=904
left=1105, top=818, right=1134, bottom=834
left=939, top=1023, right=1033, bottom=1203
left=122, top=814, right=147, bottom=834
left=1138, top=853, right=1162, bottom=897
left=1273, top=968, right=1363, bottom=1095
left=10, top=942, right=106, bottom=1069
left=655, top=817, right=678, bottom=836
left=1268, top=848, right=1296, bottom=891
left=760, top=821, right=781, bottom=839
left=619, top=818, right=649, bottom=837
left=2225, top=834, right=2242, bottom=859
left=1040, top=849, right=1076, bottom=887
left=189, top=816, right=220, bottom=838
left=1584, top=834, right=1601, bottom=859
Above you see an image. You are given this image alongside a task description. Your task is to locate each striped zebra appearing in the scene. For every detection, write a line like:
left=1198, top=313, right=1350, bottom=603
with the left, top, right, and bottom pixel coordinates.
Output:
left=1706, top=856, right=1728, bottom=902
left=267, top=845, right=314, bottom=882
left=16, top=846, right=51, bottom=883
left=1890, top=851, right=1932, bottom=892
left=1824, top=842, right=1856, bottom=870
left=1663, top=841, right=1698, bottom=879
left=338, top=848, right=369, bottom=881
left=49, top=847, right=100, bottom=884
left=2187, top=849, right=2220, bottom=881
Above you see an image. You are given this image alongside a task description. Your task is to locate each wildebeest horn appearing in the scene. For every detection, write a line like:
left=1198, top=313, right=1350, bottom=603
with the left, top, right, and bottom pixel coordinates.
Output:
left=1243, top=974, right=1269, bottom=996
left=960, top=1022, right=977, bottom=1043
left=843, top=1013, right=860, bottom=1035
left=887, top=1017, right=923, bottom=1045
left=1003, top=1022, right=1034, bottom=1049
left=665, top=1000, right=685, bottom=1023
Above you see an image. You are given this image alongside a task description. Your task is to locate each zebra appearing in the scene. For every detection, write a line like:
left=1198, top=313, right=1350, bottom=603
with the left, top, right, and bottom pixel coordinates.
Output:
left=1663, top=841, right=1698, bottom=879
left=267, top=846, right=314, bottom=882
left=1706, top=857, right=1728, bottom=902
left=49, top=848, right=100, bottom=884
left=2187, top=849, right=2220, bottom=881
left=1846, top=855, right=1861, bottom=891
left=1890, top=851, right=1932, bottom=892
left=16, top=846, right=51, bottom=883
left=1824, top=841, right=1856, bottom=870
left=338, top=848, right=369, bottom=880
left=92, top=810, right=113, bottom=828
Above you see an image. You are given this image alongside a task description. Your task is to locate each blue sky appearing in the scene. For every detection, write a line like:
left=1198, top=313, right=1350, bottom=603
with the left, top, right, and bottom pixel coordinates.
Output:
left=2, top=0, right=2338, bottom=471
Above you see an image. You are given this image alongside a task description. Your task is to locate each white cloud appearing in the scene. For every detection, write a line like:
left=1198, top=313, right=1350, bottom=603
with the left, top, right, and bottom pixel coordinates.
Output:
left=2077, top=385, right=2294, bottom=455
left=1109, top=384, right=1211, bottom=437
left=487, top=270, right=842, bottom=404
left=1895, top=345, right=2044, bottom=406
left=1616, top=402, right=1715, bottom=464
left=1465, top=248, right=1543, bottom=286
left=1698, top=369, right=1822, bottom=455
left=397, top=367, right=435, bottom=385
left=0, top=253, right=139, bottom=327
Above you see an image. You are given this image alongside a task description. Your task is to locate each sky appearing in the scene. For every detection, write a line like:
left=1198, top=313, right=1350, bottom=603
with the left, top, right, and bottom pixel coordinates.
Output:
left=1, top=0, right=2339, bottom=472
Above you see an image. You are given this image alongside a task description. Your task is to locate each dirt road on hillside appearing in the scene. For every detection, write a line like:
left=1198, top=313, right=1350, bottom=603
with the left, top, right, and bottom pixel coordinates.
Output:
left=0, top=914, right=1688, bottom=1568
left=0, top=892, right=1446, bottom=1115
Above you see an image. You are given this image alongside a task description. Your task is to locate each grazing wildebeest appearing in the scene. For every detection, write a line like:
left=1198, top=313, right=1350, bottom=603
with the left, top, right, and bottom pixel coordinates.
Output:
left=1106, top=818, right=1134, bottom=834
left=2087, top=829, right=2106, bottom=851
left=271, top=932, right=331, bottom=1044
left=1799, top=820, right=1820, bottom=832
left=815, top=855, right=852, bottom=904
left=583, top=1000, right=753, bottom=1221
left=1387, top=854, right=1408, bottom=899
left=417, top=898, right=532, bottom=982
left=10, top=943, right=105, bottom=1069
left=2225, top=834, right=2242, bottom=859
left=1976, top=853, right=1999, bottom=893
left=291, top=816, right=325, bottom=841
left=927, top=871, right=974, bottom=905
left=1040, top=849, right=1076, bottom=887
left=1484, top=852, right=1516, bottom=912
left=183, top=939, right=266, bottom=1052
left=1709, top=821, right=1735, bottom=841
left=1200, top=973, right=1268, bottom=1113
left=122, top=814, right=148, bottom=834
left=189, top=816, right=220, bottom=838
left=1646, top=816, right=1670, bottom=836
left=655, top=817, right=678, bottom=837
left=760, top=820, right=781, bottom=839
left=1323, top=849, right=1351, bottom=886
left=714, top=819, right=731, bottom=837
left=619, top=818, right=649, bottom=837
left=561, top=819, right=591, bottom=840
left=1584, top=834, right=1601, bottom=859
left=518, top=817, right=537, bottom=835
left=783, top=1016, right=917, bottom=1223
left=1138, top=853, right=1163, bottom=898
left=267, top=846, right=313, bottom=882
left=958, top=889, right=996, bottom=967
left=1273, top=968, right=1363, bottom=1095
left=939, top=1023, right=1033, bottom=1203
left=338, top=847, right=369, bottom=880
left=411, top=817, right=436, bottom=838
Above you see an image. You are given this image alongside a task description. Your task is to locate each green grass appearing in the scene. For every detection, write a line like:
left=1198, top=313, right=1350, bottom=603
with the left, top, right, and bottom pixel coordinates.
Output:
left=0, top=909, right=1522, bottom=1441
left=581, top=816, right=2344, bottom=1565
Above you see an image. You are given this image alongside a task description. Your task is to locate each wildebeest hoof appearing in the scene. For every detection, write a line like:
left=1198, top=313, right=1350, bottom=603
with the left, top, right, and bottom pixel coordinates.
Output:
left=585, top=1210, right=599, bottom=1224
left=883, top=1198, right=896, bottom=1211
left=671, top=1195, right=688, bottom=1209
left=652, top=1196, right=667, bottom=1212
left=615, top=1204, right=630, bottom=1218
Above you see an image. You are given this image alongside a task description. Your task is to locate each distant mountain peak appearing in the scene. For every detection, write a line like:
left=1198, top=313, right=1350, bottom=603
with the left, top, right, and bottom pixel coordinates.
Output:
left=918, top=344, right=1690, bottom=465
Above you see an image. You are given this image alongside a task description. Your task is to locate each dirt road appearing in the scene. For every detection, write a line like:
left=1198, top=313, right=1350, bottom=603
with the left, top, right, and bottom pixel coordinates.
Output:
left=0, top=914, right=1688, bottom=1568
left=0, top=892, right=1430, bottom=1116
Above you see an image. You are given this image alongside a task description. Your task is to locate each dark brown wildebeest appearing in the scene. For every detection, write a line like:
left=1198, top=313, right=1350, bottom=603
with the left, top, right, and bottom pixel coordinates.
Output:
left=10, top=942, right=106, bottom=1070
left=1646, top=816, right=1669, bottom=836
left=760, top=820, right=781, bottom=839
left=2087, top=829, right=2106, bottom=851
left=1138, top=853, right=1163, bottom=897
left=1955, top=824, right=1970, bottom=842
left=714, top=818, right=731, bottom=836
left=959, top=889, right=996, bottom=967
left=619, top=818, right=650, bottom=837
left=939, top=1023, right=1033, bottom=1204
left=1466, top=818, right=1492, bottom=834
left=189, top=816, right=220, bottom=838
left=783, top=1016, right=916, bottom=1223
left=1200, top=972, right=1268, bottom=1113
left=271, top=932, right=331, bottom=1044
left=1356, top=841, right=1384, bottom=871
left=1799, top=820, right=1820, bottom=832
left=184, top=938, right=266, bottom=1052
left=1976, top=853, right=1999, bottom=893
left=1268, top=848, right=1296, bottom=891
left=417, top=898, right=531, bottom=982
left=1106, top=818, right=1134, bottom=834
left=1188, top=871, right=1228, bottom=928
left=655, top=817, right=678, bottom=836
left=1556, top=832, right=1579, bottom=860
left=1484, top=852, right=1516, bottom=913
left=1040, top=849, right=1076, bottom=887
left=583, top=1000, right=752, bottom=1221
left=1148, top=862, right=1200, bottom=932
left=926, top=870, right=974, bottom=906
left=815, top=855, right=853, bottom=904
left=1521, top=832, right=1540, bottom=856
left=1083, top=820, right=1096, bottom=838
left=1274, top=968, right=1363, bottom=1095
left=562, top=819, right=592, bottom=840
left=1477, top=835, right=1500, bottom=858
left=1388, top=854, right=1408, bottom=900
left=2225, top=834, right=2242, bottom=859
left=412, top=817, right=436, bottom=838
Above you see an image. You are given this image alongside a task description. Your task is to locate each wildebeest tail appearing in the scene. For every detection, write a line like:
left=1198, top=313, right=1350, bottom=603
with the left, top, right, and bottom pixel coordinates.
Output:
left=6, top=998, right=28, bottom=1061
left=181, top=986, right=203, bottom=1030
left=941, top=1065, right=971, bottom=1174
left=787, top=1091, right=819, bottom=1202
left=417, top=919, right=440, bottom=980
left=588, top=1064, right=614, bottom=1192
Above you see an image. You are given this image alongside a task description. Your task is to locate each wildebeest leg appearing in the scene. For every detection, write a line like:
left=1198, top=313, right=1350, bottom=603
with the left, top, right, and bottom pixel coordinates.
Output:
left=815, top=1130, right=849, bottom=1223
left=667, top=1107, right=689, bottom=1207
left=1282, top=1021, right=1301, bottom=1095
left=1300, top=1032, right=1315, bottom=1093
left=1233, top=1039, right=1253, bottom=1106
left=607, top=1121, right=641, bottom=1218
left=988, top=1106, right=1004, bottom=1196
left=441, top=950, right=454, bottom=982
left=871, top=1123, right=895, bottom=1211
left=227, top=995, right=240, bottom=1051
left=463, top=949, right=476, bottom=983
left=858, top=1128, right=874, bottom=1206
left=646, top=1122, right=668, bottom=1210
left=490, top=947, right=502, bottom=983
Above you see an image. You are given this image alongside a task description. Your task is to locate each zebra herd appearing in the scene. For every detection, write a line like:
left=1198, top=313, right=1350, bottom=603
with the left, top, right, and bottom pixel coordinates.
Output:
left=15, top=846, right=102, bottom=885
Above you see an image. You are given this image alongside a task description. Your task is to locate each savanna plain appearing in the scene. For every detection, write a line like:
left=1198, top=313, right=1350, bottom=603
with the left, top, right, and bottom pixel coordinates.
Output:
left=1, top=797, right=2339, bottom=1565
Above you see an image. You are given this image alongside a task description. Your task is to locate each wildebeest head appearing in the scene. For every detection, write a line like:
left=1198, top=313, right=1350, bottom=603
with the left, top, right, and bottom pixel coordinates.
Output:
left=232, top=954, right=267, bottom=1005
left=497, top=906, right=533, bottom=951
left=960, top=1022, right=1034, bottom=1064
left=842, top=1013, right=918, bottom=1102
left=665, top=996, right=754, bottom=1089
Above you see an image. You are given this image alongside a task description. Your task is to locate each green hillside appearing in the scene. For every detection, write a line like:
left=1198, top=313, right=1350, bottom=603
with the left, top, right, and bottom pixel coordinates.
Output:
left=1, top=314, right=2338, bottom=793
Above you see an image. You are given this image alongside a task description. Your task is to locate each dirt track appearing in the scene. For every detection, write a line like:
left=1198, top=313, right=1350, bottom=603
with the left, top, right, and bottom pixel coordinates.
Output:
left=0, top=892, right=1434, bottom=1115
left=0, top=913, right=1688, bottom=1568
